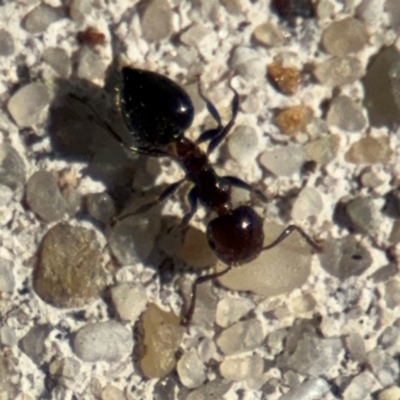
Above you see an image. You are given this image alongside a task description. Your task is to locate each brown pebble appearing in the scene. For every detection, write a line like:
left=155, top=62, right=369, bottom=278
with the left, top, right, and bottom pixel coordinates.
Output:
left=274, top=105, right=313, bottom=135
left=345, top=136, right=392, bottom=164
left=267, top=62, right=300, bottom=95
left=34, top=223, right=106, bottom=308
left=138, top=304, right=184, bottom=379
left=77, top=27, right=105, bottom=45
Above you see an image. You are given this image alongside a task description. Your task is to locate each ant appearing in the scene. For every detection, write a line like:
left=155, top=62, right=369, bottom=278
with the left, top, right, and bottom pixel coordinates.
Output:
left=73, top=67, right=321, bottom=326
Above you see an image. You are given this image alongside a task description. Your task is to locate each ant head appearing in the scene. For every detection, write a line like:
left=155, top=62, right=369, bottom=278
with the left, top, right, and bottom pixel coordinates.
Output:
left=120, top=68, right=194, bottom=146
left=206, top=205, right=264, bottom=266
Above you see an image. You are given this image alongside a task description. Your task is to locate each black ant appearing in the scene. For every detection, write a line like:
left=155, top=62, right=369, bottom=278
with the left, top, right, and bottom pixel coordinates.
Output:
left=73, top=67, right=321, bottom=326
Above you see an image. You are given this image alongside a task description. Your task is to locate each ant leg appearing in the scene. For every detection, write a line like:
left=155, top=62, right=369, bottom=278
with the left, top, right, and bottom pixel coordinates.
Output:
left=180, top=264, right=232, bottom=327
left=262, top=225, right=322, bottom=253
left=223, top=175, right=267, bottom=202
left=197, top=81, right=223, bottom=127
left=114, top=179, right=186, bottom=222
left=206, top=87, right=239, bottom=155
left=181, top=187, right=198, bottom=227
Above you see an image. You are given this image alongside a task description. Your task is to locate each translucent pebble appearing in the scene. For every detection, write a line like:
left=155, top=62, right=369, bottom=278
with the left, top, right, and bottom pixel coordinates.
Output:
left=220, top=355, right=263, bottom=382
left=356, top=0, right=384, bottom=30
left=321, top=17, right=368, bottom=57
left=216, top=318, right=264, bottom=355
left=274, top=105, right=313, bottom=135
left=220, top=0, right=242, bottom=14
left=319, top=235, right=372, bottom=280
left=186, top=379, right=232, bottom=400
left=110, top=282, right=147, bottom=322
left=26, top=171, right=67, bottom=222
left=267, top=62, right=300, bottom=95
left=252, top=22, right=285, bottom=48
left=230, top=46, right=266, bottom=80
left=279, top=378, right=330, bottom=400
left=215, top=297, right=254, bottom=328
left=0, top=30, right=15, bottom=56
left=139, top=304, right=184, bottom=378
left=77, top=47, right=107, bottom=83
left=327, top=96, right=367, bottom=132
left=345, top=136, right=392, bottom=164
left=314, top=56, right=364, bottom=87
left=139, top=0, right=173, bottom=42
left=43, top=47, right=71, bottom=78
left=108, top=214, right=161, bottom=265
left=378, top=386, right=400, bottom=400
left=384, top=280, right=400, bottom=309
left=0, top=326, right=17, bottom=347
left=344, top=333, right=366, bottom=363
left=23, top=5, right=65, bottom=34
left=8, top=82, right=50, bottom=127
left=20, top=325, right=51, bottom=364
left=73, top=321, right=133, bottom=362
left=304, top=135, right=340, bottom=166
left=317, top=0, right=334, bottom=19
left=259, top=145, right=306, bottom=176
left=69, top=0, right=92, bottom=22
left=86, top=192, right=115, bottom=224
left=346, top=196, right=381, bottom=234
left=367, top=348, right=398, bottom=386
left=218, top=220, right=313, bottom=296
left=101, top=385, right=125, bottom=400
left=227, top=125, right=259, bottom=163
left=177, top=348, right=206, bottom=388
left=291, top=187, right=324, bottom=223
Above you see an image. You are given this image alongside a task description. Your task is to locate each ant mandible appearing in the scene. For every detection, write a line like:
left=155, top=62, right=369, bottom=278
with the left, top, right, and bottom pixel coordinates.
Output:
left=77, top=67, right=321, bottom=326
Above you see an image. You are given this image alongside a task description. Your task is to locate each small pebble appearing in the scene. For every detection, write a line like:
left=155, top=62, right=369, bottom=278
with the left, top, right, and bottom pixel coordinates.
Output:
left=319, top=235, right=372, bottom=280
left=274, top=105, right=313, bottom=135
left=176, top=226, right=217, bottom=269
left=0, top=29, right=15, bottom=56
left=101, top=385, right=126, bottom=400
left=109, top=214, right=161, bottom=265
left=177, top=348, right=206, bottom=388
left=0, top=326, right=17, bottom=347
left=344, top=333, right=367, bottom=363
left=343, top=371, right=377, bottom=400
left=216, top=318, right=264, bottom=356
left=321, top=17, right=368, bottom=57
left=314, top=56, right=364, bottom=87
left=139, top=304, right=184, bottom=378
left=267, top=62, right=300, bottom=95
left=0, top=257, right=15, bottom=294
left=327, top=96, right=367, bottom=132
left=378, top=386, right=400, bottom=400
left=304, top=135, right=339, bottom=166
left=139, top=0, right=173, bottom=42
left=386, top=0, right=400, bottom=33
left=252, top=22, right=285, bottom=48
left=230, top=46, right=266, bottom=80
left=26, top=171, right=67, bottom=222
left=62, top=187, right=81, bottom=216
left=227, top=125, right=259, bottom=164
left=218, top=220, right=313, bottom=296
left=345, top=136, right=392, bottom=164
left=69, top=0, right=92, bottom=22
left=271, top=0, right=315, bottom=19
left=215, top=297, right=254, bottom=328
left=260, top=145, right=306, bottom=176
left=77, top=47, right=107, bottom=83
left=317, top=0, right=334, bottom=19
left=0, top=184, right=14, bottom=206
left=198, top=337, right=217, bottom=363
left=73, top=321, right=133, bottom=362
left=220, top=354, right=263, bottom=382
left=356, top=0, right=384, bottom=30
left=284, top=334, right=343, bottom=377
left=185, top=379, right=232, bottom=400
left=290, top=293, right=317, bottom=314
left=384, top=280, right=400, bottom=309
left=291, top=187, right=324, bottom=223
left=369, top=263, right=398, bottom=283
left=153, top=376, right=177, bottom=400
left=110, top=282, right=147, bottom=322
left=34, top=223, right=106, bottom=308
left=43, top=47, right=71, bottom=78
left=363, top=46, right=400, bottom=127
left=23, top=4, right=65, bottom=34
left=219, top=0, right=242, bottom=14
left=20, top=325, right=51, bottom=364
left=86, top=192, right=116, bottom=224
left=367, top=348, right=399, bottom=386
left=279, top=378, right=330, bottom=400
left=346, top=196, right=381, bottom=234
left=0, top=144, right=26, bottom=195
left=8, top=83, right=50, bottom=127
